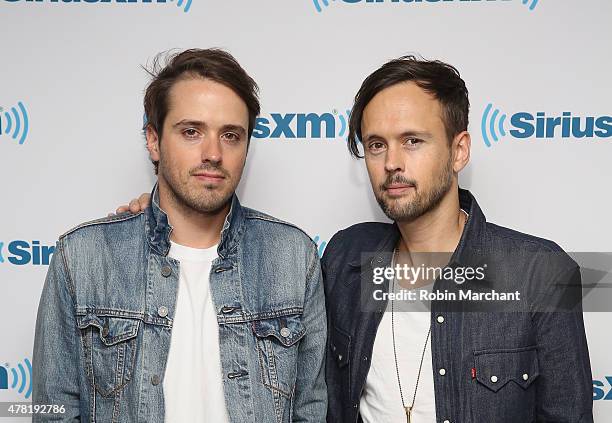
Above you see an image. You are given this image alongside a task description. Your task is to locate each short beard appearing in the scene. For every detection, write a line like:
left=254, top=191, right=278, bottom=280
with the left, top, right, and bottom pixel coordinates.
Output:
left=376, top=156, right=453, bottom=223
left=159, top=158, right=234, bottom=215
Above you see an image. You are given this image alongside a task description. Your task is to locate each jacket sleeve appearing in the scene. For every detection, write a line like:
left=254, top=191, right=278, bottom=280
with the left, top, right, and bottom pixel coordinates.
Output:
left=292, top=243, right=328, bottom=422
left=533, top=264, right=594, bottom=423
left=32, top=240, right=82, bottom=422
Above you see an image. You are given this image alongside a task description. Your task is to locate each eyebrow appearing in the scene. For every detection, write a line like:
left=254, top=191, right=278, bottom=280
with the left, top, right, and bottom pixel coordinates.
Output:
left=363, top=130, right=433, bottom=143
left=172, top=120, right=247, bottom=136
left=173, top=119, right=207, bottom=129
left=219, top=124, right=247, bottom=136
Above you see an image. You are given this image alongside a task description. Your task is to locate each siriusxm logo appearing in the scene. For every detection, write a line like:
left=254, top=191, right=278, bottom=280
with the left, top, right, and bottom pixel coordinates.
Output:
left=481, top=103, right=612, bottom=147
left=313, top=0, right=538, bottom=13
left=312, top=235, right=328, bottom=257
left=5, top=0, right=192, bottom=13
left=0, top=240, right=55, bottom=266
left=0, top=359, right=32, bottom=399
left=593, top=377, right=612, bottom=400
left=0, top=102, right=29, bottom=146
left=253, top=109, right=350, bottom=140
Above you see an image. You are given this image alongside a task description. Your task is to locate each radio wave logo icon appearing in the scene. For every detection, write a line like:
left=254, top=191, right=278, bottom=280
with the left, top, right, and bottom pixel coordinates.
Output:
left=168, top=0, right=192, bottom=13
left=312, top=235, right=327, bottom=258
left=522, top=0, right=539, bottom=11
left=0, top=102, right=29, bottom=145
left=481, top=103, right=508, bottom=148
left=0, top=359, right=33, bottom=399
left=313, top=0, right=335, bottom=13
left=335, top=108, right=350, bottom=139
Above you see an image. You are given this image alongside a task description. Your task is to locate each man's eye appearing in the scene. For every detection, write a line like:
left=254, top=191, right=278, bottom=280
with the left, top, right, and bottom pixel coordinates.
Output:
left=405, top=138, right=422, bottom=146
left=183, top=128, right=200, bottom=138
left=222, top=132, right=240, bottom=142
left=368, top=142, right=385, bottom=151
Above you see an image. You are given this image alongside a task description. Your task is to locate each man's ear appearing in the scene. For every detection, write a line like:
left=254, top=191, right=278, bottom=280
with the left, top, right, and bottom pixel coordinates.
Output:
left=146, top=125, right=161, bottom=162
left=452, top=130, right=471, bottom=173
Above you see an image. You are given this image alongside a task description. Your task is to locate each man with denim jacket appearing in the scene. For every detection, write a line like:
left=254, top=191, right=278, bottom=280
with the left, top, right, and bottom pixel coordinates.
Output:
left=322, top=57, right=593, bottom=423
left=32, top=48, right=327, bottom=423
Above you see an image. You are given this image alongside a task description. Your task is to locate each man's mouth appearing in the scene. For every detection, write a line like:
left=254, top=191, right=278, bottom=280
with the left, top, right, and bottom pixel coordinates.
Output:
left=385, top=183, right=415, bottom=196
left=192, top=172, right=226, bottom=183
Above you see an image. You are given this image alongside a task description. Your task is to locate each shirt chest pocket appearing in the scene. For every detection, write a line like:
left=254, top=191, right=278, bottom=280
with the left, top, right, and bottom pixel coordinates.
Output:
left=252, top=314, right=306, bottom=398
left=77, top=314, right=141, bottom=398
left=471, top=346, right=540, bottom=422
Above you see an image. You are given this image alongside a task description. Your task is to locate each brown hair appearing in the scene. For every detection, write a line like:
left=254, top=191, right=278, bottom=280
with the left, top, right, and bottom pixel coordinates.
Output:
left=347, top=55, right=469, bottom=158
left=143, top=48, right=260, bottom=173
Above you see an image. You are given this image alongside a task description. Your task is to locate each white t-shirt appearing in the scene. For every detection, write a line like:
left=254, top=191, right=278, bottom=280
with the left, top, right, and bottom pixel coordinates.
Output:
left=163, top=241, right=230, bottom=423
left=360, top=301, right=436, bottom=422
left=361, top=210, right=469, bottom=422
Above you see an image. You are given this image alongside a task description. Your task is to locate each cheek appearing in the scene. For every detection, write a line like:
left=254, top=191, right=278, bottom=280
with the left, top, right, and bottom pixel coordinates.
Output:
left=161, top=140, right=197, bottom=173
left=365, top=158, right=385, bottom=186
left=419, top=151, right=449, bottom=182
left=224, top=146, right=248, bottom=175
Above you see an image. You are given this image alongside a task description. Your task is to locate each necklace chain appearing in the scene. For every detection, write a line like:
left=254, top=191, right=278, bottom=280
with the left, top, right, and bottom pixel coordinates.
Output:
left=390, top=248, right=431, bottom=415
left=390, top=208, right=468, bottom=418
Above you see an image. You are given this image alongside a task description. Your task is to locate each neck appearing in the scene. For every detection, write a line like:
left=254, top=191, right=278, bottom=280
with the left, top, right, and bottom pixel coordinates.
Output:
left=396, top=184, right=465, bottom=255
left=157, top=180, right=230, bottom=249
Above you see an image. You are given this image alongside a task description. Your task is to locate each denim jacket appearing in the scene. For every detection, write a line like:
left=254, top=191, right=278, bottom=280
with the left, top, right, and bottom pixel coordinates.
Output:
left=322, top=188, right=593, bottom=423
left=32, top=186, right=327, bottom=423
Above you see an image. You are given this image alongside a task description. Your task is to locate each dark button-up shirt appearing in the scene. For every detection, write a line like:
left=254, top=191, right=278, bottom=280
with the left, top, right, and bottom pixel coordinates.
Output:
left=322, top=188, right=593, bottom=423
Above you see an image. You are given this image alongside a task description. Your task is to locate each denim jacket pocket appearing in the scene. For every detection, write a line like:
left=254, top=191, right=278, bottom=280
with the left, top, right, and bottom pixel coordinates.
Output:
left=474, top=346, right=539, bottom=392
left=77, top=314, right=141, bottom=397
left=471, top=346, right=540, bottom=422
left=252, top=314, right=306, bottom=398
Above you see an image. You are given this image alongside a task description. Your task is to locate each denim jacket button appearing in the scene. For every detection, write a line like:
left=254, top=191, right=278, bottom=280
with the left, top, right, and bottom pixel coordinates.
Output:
left=161, top=266, right=172, bottom=277
left=151, top=375, right=160, bottom=386
left=522, top=373, right=529, bottom=381
left=437, top=315, right=445, bottom=324
left=158, top=306, right=169, bottom=318
left=443, top=420, right=450, bottom=423
left=280, top=328, right=291, bottom=338
left=439, top=368, right=446, bottom=376
left=490, top=375, right=498, bottom=383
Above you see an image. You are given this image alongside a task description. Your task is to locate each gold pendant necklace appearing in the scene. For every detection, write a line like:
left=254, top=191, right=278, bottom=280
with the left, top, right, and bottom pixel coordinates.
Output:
left=392, top=209, right=467, bottom=422
left=391, top=248, right=432, bottom=423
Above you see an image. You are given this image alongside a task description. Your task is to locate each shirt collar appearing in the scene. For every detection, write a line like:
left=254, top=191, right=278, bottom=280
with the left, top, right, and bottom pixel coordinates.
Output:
left=145, top=183, right=245, bottom=259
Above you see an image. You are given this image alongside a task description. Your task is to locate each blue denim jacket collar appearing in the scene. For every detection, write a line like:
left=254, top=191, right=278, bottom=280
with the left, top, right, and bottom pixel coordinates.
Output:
left=347, top=188, right=486, bottom=269
left=145, top=183, right=245, bottom=259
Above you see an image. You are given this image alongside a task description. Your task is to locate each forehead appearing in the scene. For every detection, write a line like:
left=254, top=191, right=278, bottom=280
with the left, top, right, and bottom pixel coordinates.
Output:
left=166, top=77, right=248, bottom=119
left=361, top=81, right=444, bottom=135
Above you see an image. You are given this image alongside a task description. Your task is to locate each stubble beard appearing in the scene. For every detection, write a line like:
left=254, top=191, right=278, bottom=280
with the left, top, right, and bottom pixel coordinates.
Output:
left=376, top=157, right=454, bottom=223
left=158, top=157, right=235, bottom=215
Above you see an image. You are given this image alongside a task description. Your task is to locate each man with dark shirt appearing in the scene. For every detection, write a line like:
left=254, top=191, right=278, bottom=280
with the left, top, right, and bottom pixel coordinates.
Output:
left=322, top=56, right=593, bottom=423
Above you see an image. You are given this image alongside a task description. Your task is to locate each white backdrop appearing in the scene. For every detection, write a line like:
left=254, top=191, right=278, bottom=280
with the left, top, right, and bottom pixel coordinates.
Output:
left=1, top=0, right=611, bottom=421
